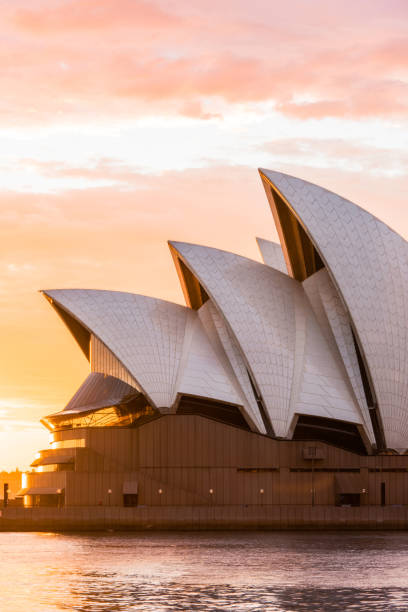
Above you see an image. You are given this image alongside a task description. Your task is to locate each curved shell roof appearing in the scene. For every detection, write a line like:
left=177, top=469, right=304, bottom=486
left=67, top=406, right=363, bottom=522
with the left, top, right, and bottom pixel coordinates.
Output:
left=303, top=268, right=375, bottom=442
left=256, top=237, right=287, bottom=273
left=260, top=168, right=408, bottom=450
left=42, top=289, right=254, bottom=427
left=40, top=167, right=408, bottom=452
left=173, top=308, right=246, bottom=410
left=44, top=289, right=187, bottom=409
left=198, top=299, right=267, bottom=433
left=169, top=242, right=368, bottom=439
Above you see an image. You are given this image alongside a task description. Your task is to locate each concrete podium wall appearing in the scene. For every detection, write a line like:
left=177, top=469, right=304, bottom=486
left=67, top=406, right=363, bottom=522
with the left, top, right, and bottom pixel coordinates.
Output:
left=2, top=505, right=408, bottom=531
left=21, top=415, right=408, bottom=519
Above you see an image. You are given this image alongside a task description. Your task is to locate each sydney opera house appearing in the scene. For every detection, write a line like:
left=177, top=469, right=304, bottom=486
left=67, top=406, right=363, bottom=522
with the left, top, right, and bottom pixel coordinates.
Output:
left=14, top=168, right=408, bottom=529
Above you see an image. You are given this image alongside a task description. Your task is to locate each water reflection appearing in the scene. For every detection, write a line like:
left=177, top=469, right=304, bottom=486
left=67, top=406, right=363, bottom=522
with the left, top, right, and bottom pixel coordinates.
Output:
left=1, top=531, right=408, bottom=611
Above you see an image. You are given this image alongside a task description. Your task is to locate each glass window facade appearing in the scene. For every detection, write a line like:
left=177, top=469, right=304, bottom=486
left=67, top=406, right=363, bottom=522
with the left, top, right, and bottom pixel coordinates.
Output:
left=45, top=394, right=158, bottom=431
left=51, top=439, right=86, bottom=449
left=34, top=463, right=74, bottom=473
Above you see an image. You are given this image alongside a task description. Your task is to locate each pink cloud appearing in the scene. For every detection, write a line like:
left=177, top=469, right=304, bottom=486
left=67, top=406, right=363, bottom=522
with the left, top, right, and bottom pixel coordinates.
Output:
left=13, top=0, right=180, bottom=33
left=0, top=0, right=406, bottom=123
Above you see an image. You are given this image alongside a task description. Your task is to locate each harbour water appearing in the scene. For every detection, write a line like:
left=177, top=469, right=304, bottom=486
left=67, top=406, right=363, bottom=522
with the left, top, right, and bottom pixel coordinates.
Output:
left=1, top=531, right=408, bottom=611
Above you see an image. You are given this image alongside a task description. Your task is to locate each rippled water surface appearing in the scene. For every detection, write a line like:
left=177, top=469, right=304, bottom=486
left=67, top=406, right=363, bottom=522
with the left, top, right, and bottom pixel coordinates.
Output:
left=1, top=531, right=408, bottom=610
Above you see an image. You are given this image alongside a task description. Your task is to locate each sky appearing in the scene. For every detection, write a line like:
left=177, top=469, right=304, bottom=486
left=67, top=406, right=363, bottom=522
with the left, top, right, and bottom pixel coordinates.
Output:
left=1, top=0, right=408, bottom=470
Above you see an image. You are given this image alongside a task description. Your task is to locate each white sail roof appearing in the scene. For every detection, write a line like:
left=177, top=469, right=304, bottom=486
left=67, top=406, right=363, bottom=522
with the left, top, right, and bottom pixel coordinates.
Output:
left=198, top=300, right=267, bottom=433
left=169, top=242, right=366, bottom=438
left=42, top=289, right=254, bottom=425
left=43, top=290, right=187, bottom=409
left=260, top=168, right=408, bottom=450
left=39, top=166, right=408, bottom=452
left=303, top=268, right=375, bottom=443
left=174, top=308, right=246, bottom=410
left=256, top=237, right=287, bottom=273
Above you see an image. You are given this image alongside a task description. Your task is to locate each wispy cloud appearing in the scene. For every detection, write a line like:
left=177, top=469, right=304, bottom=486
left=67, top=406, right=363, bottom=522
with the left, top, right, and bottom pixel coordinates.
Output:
left=0, top=399, right=55, bottom=431
left=259, top=138, right=408, bottom=176
left=0, top=0, right=405, bottom=124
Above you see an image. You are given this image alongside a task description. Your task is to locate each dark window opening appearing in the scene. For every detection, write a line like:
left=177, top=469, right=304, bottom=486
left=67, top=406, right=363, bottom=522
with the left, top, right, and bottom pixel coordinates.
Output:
left=177, top=395, right=251, bottom=430
left=336, top=493, right=360, bottom=507
left=237, top=467, right=279, bottom=473
left=369, top=408, right=385, bottom=451
left=123, top=493, right=138, bottom=507
left=246, top=369, right=274, bottom=436
left=381, top=481, right=386, bottom=506
left=290, top=468, right=360, bottom=473
left=27, top=493, right=64, bottom=508
left=293, top=415, right=367, bottom=454
left=271, top=188, right=324, bottom=281
left=369, top=468, right=408, bottom=473
left=177, top=259, right=209, bottom=310
left=200, top=283, right=209, bottom=304
left=350, top=328, right=385, bottom=451
left=351, top=329, right=374, bottom=407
